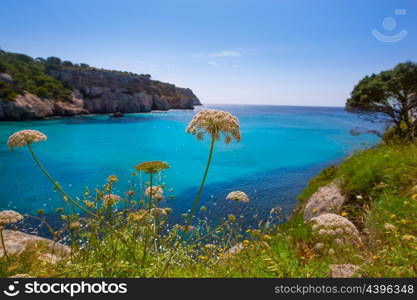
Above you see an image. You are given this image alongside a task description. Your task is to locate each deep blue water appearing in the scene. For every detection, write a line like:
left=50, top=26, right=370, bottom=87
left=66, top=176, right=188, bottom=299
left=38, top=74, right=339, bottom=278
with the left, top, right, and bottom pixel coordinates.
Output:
left=0, top=105, right=379, bottom=225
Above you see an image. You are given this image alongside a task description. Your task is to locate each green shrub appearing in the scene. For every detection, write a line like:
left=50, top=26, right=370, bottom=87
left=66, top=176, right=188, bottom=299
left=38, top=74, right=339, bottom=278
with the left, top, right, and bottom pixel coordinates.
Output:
left=0, top=51, right=72, bottom=101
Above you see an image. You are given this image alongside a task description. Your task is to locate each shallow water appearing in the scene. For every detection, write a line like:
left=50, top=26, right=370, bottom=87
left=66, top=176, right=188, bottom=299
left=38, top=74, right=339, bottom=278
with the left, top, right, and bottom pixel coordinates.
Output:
left=0, top=105, right=379, bottom=224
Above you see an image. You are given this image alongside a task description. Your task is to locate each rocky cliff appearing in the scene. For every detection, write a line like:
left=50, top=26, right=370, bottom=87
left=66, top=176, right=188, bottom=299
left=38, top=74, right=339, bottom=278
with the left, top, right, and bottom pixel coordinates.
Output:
left=0, top=51, right=201, bottom=120
left=47, top=68, right=201, bottom=114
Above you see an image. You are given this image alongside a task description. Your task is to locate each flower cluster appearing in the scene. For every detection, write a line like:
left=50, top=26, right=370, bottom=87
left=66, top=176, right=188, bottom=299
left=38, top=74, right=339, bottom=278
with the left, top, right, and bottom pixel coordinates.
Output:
left=128, top=210, right=149, bottom=223
left=0, top=210, right=24, bottom=226
left=107, top=175, right=118, bottom=183
left=150, top=208, right=169, bottom=217
left=186, top=109, right=241, bottom=144
left=102, top=194, right=121, bottom=207
left=7, top=130, right=47, bottom=150
left=310, top=213, right=361, bottom=246
left=226, top=191, right=249, bottom=203
left=144, top=186, right=164, bottom=201
left=134, top=161, right=169, bottom=174
left=384, top=223, right=396, bottom=231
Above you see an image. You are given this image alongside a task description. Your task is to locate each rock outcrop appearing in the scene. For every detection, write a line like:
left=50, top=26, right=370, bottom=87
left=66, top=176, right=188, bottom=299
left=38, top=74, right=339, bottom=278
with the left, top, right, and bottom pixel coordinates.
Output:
left=0, top=230, right=70, bottom=264
left=0, top=92, right=87, bottom=120
left=48, top=68, right=200, bottom=113
left=304, top=182, right=346, bottom=221
left=0, top=72, right=13, bottom=83
left=329, top=264, right=360, bottom=278
left=0, top=68, right=201, bottom=120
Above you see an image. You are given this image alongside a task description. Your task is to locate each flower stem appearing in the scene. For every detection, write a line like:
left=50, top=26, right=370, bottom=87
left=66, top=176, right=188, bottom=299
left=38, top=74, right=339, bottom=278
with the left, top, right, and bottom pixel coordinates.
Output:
left=149, top=172, right=153, bottom=209
left=141, top=172, right=154, bottom=268
left=0, top=229, right=9, bottom=262
left=159, top=136, right=215, bottom=277
left=187, top=136, right=215, bottom=224
left=26, top=144, right=140, bottom=266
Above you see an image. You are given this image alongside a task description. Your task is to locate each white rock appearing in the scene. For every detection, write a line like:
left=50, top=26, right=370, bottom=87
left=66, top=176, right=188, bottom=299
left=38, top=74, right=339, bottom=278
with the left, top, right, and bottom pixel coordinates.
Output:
left=304, top=183, right=346, bottom=221
left=0, top=230, right=70, bottom=264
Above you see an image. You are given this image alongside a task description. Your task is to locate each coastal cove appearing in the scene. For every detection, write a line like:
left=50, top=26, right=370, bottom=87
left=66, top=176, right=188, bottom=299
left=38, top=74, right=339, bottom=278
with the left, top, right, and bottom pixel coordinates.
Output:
left=0, top=105, right=379, bottom=226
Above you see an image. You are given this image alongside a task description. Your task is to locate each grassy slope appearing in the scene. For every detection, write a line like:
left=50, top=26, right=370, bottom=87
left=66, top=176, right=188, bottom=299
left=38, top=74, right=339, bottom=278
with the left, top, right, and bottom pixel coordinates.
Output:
left=161, top=142, right=417, bottom=277
left=1, top=142, right=417, bottom=278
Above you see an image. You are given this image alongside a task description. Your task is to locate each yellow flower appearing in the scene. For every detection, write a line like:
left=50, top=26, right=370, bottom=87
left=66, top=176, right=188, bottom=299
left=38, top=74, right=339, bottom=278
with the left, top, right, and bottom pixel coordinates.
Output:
left=263, top=234, right=272, bottom=241
left=412, top=194, right=417, bottom=200
left=312, top=208, right=318, bottom=213
left=242, top=240, right=250, bottom=247
left=84, top=200, right=95, bottom=208
left=134, top=161, right=169, bottom=174
left=107, top=175, right=118, bottom=183
left=128, top=210, right=149, bottom=222
left=69, top=221, right=81, bottom=231
left=341, top=212, right=347, bottom=217
left=402, top=235, right=417, bottom=242
left=227, top=214, right=236, bottom=223
left=390, top=214, right=396, bottom=219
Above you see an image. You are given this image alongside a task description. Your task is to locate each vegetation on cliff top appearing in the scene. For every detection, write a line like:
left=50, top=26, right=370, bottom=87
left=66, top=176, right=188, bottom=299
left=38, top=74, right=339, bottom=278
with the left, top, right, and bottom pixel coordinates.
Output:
left=0, top=50, right=73, bottom=102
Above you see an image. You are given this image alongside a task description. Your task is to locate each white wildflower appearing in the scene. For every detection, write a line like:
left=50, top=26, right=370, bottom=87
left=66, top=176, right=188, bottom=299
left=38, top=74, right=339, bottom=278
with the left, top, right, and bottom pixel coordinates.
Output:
left=310, top=213, right=361, bottom=246
left=150, top=208, right=168, bottom=217
left=384, top=223, right=396, bottom=231
left=7, top=130, right=47, bottom=150
left=186, top=109, right=241, bottom=144
left=102, top=194, right=121, bottom=207
left=144, top=186, right=164, bottom=201
left=226, top=191, right=249, bottom=203
left=0, top=210, right=24, bottom=226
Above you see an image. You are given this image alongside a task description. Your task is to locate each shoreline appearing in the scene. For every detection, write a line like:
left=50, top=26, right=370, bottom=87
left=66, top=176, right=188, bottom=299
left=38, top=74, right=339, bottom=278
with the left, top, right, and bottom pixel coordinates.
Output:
left=0, top=107, right=199, bottom=122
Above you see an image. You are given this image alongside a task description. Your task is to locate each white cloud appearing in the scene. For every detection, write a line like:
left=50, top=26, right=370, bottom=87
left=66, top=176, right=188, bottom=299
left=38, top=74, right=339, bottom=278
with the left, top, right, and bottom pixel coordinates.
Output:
left=208, top=50, right=241, bottom=57
left=208, top=61, right=218, bottom=67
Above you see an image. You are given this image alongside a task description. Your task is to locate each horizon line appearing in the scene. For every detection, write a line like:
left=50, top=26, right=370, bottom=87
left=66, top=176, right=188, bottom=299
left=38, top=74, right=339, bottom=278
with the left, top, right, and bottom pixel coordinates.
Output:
left=201, top=102, right=345, bottom=109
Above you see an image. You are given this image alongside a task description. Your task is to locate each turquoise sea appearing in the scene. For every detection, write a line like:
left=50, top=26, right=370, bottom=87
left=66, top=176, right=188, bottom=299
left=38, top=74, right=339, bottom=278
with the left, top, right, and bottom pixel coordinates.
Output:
left=0, top=105, right=379, bottom=225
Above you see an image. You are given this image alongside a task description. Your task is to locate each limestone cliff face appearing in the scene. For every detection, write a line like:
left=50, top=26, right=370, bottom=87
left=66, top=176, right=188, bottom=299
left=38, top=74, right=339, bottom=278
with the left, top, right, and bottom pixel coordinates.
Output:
left=0, top=68, right=201, bottom=120
left=47, top=68, right=201, bottom=114
left=0, top=92, right=87, bottom=120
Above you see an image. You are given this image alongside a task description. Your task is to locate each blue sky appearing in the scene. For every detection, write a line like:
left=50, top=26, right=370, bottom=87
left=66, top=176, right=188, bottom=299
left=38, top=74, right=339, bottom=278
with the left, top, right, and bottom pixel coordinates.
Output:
left=1, top=0, right=417, bottom=106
